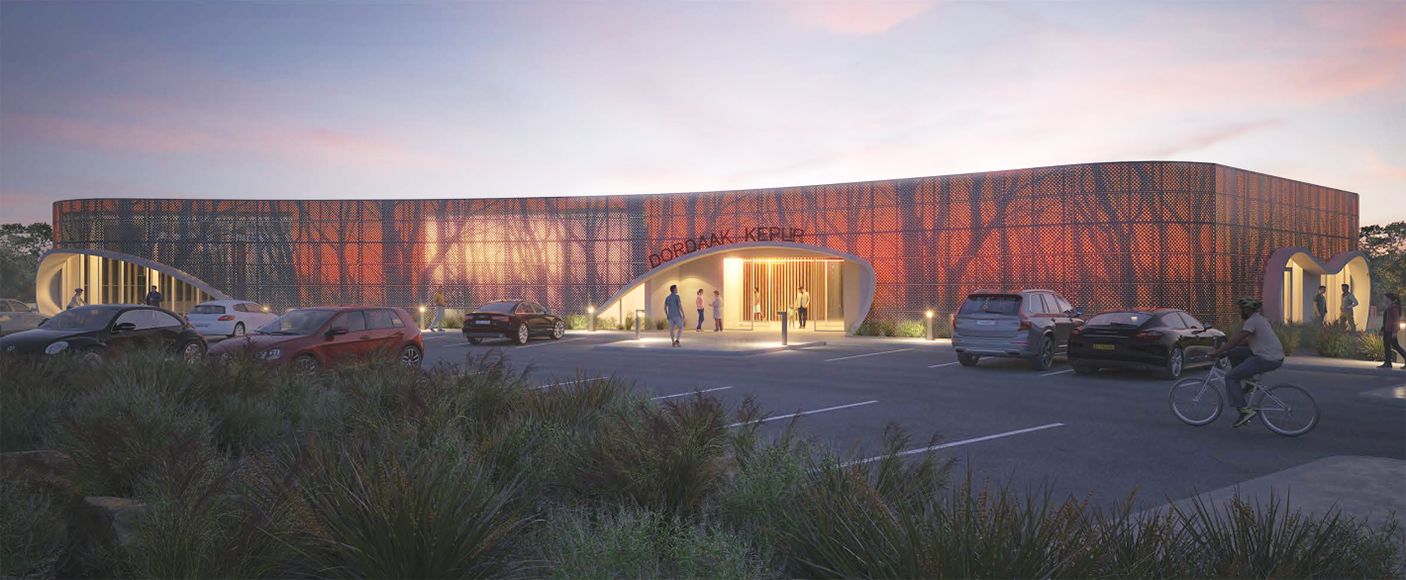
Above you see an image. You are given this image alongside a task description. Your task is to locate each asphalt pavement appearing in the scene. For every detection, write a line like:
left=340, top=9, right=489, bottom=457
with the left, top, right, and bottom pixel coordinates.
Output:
left=416, top=329, right=1406, bottom=512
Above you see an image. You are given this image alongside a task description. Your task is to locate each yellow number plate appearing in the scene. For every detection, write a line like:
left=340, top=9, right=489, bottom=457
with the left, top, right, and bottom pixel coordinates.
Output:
left=1093, top=343, right=1115, bottom=350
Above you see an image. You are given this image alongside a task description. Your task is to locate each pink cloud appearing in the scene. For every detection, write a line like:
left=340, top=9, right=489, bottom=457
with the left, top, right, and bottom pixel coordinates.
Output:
left=8, top=115, right=220, bottom=153
left=783, top=1, right=936, bottom=35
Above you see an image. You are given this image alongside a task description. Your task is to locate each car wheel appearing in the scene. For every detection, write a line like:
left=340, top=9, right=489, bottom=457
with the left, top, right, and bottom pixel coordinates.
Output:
left=514, top=324, right=530, bottom=345
left=292, top=355, right=319, bottom=374
left=1072, top=362, right=1099, bottom=375
left=467, top=337, right=483, bottom=345
left=551, top=320, right=564, bottom=340
left=957, top=352, right=980, bottom=367
left=232, top=322, right=245, bottom=338
left=1153, top=345, right=1184, bottom=379
left=82, top=346, right=104, bottom=365
left=1029, top=335, right=1054, bottom=370
left=400, top=344, right=423, bottom=367
left=181, top=341, right=205, bottom=363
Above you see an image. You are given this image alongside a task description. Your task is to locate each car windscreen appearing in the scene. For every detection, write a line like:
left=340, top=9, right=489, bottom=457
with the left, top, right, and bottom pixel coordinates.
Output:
left=958, top=295, right=1021, bottom=316
left=40, top=308, right=116, bottom=331
left=475, top=302, right=518, bottom=314
left=190, top=305, right=226, bottom=315
left=257, top=310, right=337, bottom=335
left=1085, top=312, right=1153, bottom=327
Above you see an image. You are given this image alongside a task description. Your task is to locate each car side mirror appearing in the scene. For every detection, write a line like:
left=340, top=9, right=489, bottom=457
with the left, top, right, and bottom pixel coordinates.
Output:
left=113, top=322, right=137, bottom=332
left=325, top=327, right=349, bottom=339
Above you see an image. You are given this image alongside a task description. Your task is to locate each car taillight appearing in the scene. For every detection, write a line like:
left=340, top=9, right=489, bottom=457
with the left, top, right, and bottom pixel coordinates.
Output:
left=492, top=315, right=509, bottom=322
left=217, top=315, right=235, bottom=321
left=1134, top=330, right=1164, bottom=340
left=1071, top=327, right=1082, bottom=336
left=1018, top=320, right=1032, bottom=331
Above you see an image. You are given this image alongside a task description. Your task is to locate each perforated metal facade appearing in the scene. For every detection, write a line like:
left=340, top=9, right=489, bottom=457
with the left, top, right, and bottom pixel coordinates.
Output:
left=51, top=161, right=1357, bottom=326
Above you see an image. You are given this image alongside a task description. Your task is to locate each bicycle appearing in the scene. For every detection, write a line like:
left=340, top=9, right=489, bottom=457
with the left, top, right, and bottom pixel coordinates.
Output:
left=1168, top=359, right=1320, bottom=436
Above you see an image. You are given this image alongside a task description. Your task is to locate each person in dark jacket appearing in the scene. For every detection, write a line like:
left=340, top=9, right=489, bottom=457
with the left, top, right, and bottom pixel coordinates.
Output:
left=1313, top=285, right=1327, bottom=325
left=1379, top=293, right=1405, bottom=369
left=144, top=285, right=163, bottom=307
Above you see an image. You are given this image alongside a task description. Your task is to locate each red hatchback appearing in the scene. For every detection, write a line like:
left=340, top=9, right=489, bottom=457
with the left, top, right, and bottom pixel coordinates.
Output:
left=209, top=306, right=423, bottom=372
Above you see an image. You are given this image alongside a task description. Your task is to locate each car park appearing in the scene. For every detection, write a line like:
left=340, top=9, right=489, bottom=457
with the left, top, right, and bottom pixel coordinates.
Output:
left=0, top=305, right=205, bottom=363
left=0, top=298, right=46, bottom=336
left=208, top=306, right=423, bottom=372
left=952, top=289, right=1084, bottom=370
left=187, top=300, right=278, bottom=339
left=462, top=300, right=565, bottom=345
left=1068, top=309, right=1227, bottom=379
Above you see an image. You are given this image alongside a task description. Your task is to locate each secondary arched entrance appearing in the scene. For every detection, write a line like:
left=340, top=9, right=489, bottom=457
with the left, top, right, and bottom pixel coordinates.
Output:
left=597, top=241, right=876, bottom=334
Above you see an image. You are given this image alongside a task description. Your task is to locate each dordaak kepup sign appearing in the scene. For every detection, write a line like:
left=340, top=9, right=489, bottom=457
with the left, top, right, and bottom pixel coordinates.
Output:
left=648, top=227, right=805, bottom=268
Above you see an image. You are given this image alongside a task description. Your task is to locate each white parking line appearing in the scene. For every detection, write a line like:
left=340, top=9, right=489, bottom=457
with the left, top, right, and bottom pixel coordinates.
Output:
left=651, top=386, right=735, bottom=401
left=841, top=423, right=1066, bottom=467
left=533, top=377, right=601, bottom=390
left=928, top=362, right=959, bottom=368
left=1040, top=368, right=1074, bottom=377
left=728, top=400, right=878, bottom=428
left=824, top=348, right=914, bottom=362
left=518, top=337, right=588, bottom=349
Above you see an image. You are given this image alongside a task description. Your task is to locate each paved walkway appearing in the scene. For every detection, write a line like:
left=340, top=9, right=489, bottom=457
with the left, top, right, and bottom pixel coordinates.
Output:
left=1282, top=354, right=1406, bottom=378
left=1139, top=456, right=1406, bottom=527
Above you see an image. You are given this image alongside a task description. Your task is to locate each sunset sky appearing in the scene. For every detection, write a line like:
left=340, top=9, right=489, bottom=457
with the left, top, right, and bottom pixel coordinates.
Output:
left=2, top=1, right=1402, bottom=225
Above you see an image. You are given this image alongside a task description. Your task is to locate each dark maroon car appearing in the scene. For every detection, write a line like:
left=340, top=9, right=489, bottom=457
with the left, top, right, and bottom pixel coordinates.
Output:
left=209, top=306, right=423, bottom=372
left=462, top=300, right=565, bottom=345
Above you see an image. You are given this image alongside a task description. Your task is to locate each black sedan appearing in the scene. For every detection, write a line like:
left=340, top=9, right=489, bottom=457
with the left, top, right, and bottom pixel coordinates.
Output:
left=462, top=300, right=565, bottom=345
left=0, top=305, right=207, bottom=363
left=1067, top=309, right=1227, bottom=379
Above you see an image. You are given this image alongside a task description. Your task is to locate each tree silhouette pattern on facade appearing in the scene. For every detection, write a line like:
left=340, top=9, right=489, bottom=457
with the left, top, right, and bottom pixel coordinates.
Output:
left=52, top=161, right=1356, bottom=325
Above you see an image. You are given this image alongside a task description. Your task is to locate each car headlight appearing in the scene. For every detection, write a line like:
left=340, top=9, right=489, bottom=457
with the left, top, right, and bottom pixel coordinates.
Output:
left=45, top=341, right=69, bottom=355
left=257, top=348, right=282, bottom=360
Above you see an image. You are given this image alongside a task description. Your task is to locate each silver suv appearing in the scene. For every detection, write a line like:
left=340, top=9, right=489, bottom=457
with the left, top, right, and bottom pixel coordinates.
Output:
left=952, top=289, right=1084, bottom=370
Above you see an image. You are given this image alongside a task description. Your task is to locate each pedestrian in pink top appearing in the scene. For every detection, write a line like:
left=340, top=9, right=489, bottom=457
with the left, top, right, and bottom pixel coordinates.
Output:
left=695, top=289, right=706, bottom=332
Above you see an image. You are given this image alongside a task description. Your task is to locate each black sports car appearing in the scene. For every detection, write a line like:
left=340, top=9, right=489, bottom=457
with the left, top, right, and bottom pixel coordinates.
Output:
left=1067, top=309, right=1227, bottom=379
left=462, top=300, right=565, bottom=345
left=0, top=305, right=207, bottom=363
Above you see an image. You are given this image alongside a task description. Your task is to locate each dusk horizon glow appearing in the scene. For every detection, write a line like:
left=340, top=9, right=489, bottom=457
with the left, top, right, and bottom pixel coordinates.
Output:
left=3, top=1, right=1403, bottom=225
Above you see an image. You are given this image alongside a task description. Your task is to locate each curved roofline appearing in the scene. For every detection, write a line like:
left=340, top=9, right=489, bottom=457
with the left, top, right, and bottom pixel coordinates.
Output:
left=46, top=160, right=1359, bottom=207
left=38, top=247, right=232, bottom=302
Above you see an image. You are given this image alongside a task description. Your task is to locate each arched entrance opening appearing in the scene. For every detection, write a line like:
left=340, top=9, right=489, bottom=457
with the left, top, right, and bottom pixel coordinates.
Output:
left=35, top=249, right=231, bottom=316
left=1262, top=248, right=1370, bottom=325
left=596, top=242, right=876, bottom=334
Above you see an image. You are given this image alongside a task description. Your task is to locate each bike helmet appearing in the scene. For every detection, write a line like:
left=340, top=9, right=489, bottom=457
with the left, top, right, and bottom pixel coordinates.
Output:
left=1236, top=296, right=1263, bottom=310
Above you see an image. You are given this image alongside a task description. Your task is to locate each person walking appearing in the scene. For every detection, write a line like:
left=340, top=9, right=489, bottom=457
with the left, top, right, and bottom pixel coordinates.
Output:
left=1313, top=285, right=1328, bottom=325
left=66, top=288, right=85, bottom=310
left=752, top=287, right=762, bottom=322
left=1340, top=284, right=1359, bottom=331
left=144, top=285, right=163, bottom=307
left=665, top=285, right=685, bottom=347
left=794, top=286, right=811, bottom=329
left=695, top=289, right=706, bottom=332
left=711, top=290, right=723, bottom=332
left=1379, top=293, right=1405, bottom=369
left=430, top=287, right=447, bottom=332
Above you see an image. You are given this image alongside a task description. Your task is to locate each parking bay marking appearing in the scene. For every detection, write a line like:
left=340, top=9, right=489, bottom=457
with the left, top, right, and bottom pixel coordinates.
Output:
left=519, top=337, right=588, bottom=349
left=928, top=362, right=959, bottom=368
left=534, top=377, right=602, bottom=390
left=841, top=422, right=1067, bottom=467
left=1040, top=368, right=1075, bottom=377
left=824, top=348, right=914, bottom=363
left=651, top=386, right=735, bottom=401
left=728, top=400, right=879, bottom=428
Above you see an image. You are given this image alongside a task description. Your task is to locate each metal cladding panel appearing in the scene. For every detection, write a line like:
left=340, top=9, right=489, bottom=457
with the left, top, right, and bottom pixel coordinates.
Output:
left=51, top=161, right=1355, bottom=326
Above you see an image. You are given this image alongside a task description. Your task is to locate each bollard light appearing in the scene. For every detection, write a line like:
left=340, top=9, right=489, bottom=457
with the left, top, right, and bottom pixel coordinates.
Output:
left=926, top=310, right=935, bottom=341
left=635, top=309, right=645, bottom=340
left=262, top=305, right=270, bottom=312
left=777, top=310, right=789, bottom=345
left=588, top=306, right=596, bottom=332
left=419, top=305, right=426, bottom=329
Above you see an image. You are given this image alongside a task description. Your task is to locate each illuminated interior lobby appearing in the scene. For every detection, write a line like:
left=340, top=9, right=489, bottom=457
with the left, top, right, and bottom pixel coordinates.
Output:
left=41, top=161, right=1368, bottom=331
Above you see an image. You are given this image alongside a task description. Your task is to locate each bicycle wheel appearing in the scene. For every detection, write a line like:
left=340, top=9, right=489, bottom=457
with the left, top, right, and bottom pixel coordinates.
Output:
left=1170, top=376, right=1223, bottom=426
left=1257, top=384, right=1319, bottom=437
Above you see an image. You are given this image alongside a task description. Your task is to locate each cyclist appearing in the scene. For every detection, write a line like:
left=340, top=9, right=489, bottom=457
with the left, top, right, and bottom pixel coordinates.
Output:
left=1207, top=296, right=1285, bottom=427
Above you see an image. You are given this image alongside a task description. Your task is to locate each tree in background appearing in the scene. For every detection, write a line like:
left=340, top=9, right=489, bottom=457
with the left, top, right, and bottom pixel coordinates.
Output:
left=0, top=223, right=53, bottom=300
left=1359, top=221, right=1405, bottom=304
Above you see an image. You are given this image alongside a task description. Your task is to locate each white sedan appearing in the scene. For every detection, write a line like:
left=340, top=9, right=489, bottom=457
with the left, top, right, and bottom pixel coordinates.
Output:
left=0, top=298, right=46, bottom=336
left=187, top=300, right=278, bottom=339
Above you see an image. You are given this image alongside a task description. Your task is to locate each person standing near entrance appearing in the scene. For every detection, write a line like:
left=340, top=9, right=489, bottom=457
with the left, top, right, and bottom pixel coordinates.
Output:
left=430, top=287, right=447, bottom=332
left=752, top=287, right=762, bottom=321
left=1313, top=285, right=1328, bottom=325
left=1379, top=293, right=1405, bottom=369
left=144, top=285, right=163, bottom=307
left=711, top=290, right=723, bottom=332
left=795, top=286, right=811, bottom=329
left=1340, top=284, right=1359, bottom=331
left=665, top=285, right=685, bottom=347
left=66, top=288, right=85, bottom=310
left=695, top=289, right=706, bottom=332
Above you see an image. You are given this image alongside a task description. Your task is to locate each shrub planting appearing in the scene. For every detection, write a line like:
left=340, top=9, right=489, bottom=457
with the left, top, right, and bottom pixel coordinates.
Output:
left=895, top=320, right=926, bottom=338
left=1272, top=322, right=1303, bottom=356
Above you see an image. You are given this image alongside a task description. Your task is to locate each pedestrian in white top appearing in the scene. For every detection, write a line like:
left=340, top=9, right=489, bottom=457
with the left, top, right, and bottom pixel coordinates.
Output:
left=794, top=286, right=811, bottom=329
left=66, top=288, right=85, bottom=310
left=1340, top=284, right=1359, bottom=332
left=711, top=290, right=723, bottom=332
